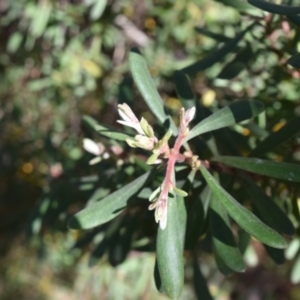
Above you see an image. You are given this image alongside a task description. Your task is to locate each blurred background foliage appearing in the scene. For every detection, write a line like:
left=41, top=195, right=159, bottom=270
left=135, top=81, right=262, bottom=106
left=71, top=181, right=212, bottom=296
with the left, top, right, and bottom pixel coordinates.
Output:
left=1, top=0, right=300, bottom=299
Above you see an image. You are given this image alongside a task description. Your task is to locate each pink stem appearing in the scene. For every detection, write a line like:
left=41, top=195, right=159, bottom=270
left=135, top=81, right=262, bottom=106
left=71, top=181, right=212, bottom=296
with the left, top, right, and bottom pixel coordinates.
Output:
left=160, top=123, right=187, bottom=201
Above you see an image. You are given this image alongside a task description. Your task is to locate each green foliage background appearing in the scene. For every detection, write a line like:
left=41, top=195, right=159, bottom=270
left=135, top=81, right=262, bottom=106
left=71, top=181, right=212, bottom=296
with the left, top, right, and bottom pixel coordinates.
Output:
left=1, top=0, right=300, bottom=299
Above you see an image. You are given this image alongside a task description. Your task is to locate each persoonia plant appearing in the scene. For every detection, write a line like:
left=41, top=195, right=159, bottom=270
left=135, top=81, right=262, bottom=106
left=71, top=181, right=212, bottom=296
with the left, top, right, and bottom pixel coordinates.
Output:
left=69, top=50, right=299, bottom=299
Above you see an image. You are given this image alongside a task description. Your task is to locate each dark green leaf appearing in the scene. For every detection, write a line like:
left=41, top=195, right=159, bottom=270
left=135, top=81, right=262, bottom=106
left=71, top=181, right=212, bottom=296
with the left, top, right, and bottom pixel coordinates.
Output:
left=210, top=190, right=245, bottom=272
left=240, top=174, right=294, bottom=235
left=218, top=46, right=253, bottom=79
left=69, top=171, right=154, bottom=229
left=287, top=53, right=300, bottom=68
left=185, top=191, right=206, bottom=249
left=237, top=229, right=251, bottom=254
left=248, top=0, right=300, bottom=14
left=154, top=258, right=165, bottom=294
left=264, top=244, right=285, bottom=264
left=215, top=0, right=255, bottom=11
left=157, top=194, right=184, bottom=299
left=185, top=100, right=264, bottom=142
left=288, top=15, right=300, bottom=27
left=181, top=23, right=255, bottom=76
left=193, top=259, right=213, bottom=300
left=194, top=27, right=231, bottom=42
left=118, top=75, right=134, bottom=105
left=174, top=70, right=196, bottom=109
left=251, top=117, right=300, bottom=156
left=129, top=49, right=177, bottom=134
left=214, top=250, right=234, bottom=276
left=108, top=216, right=136, bottom=266
left=213, top=156, right=300, bottom=182
left=199, top=165, right=287, bottom=248
left=89, top=216, right=123, bottom=266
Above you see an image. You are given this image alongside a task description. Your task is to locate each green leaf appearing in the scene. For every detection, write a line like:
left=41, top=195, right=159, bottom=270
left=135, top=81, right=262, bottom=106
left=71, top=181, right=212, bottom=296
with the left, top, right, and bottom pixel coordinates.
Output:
left=288, top=15, right=300, bottom=27
left=108, top=216, right=137, bottom=266
left=240, top=174, right=294, bottom=235
left=248, top=0, right=300, bottom=14
left=250, top=117, right=300, bottom=156
left=264, top=244, right=285, bottom=264
left=217, top=46, right=253, bottom=79
left=213, top=156, right=300, bottom=182
left=215, top=0, right=255, bottom=11
left=156, top=194, right=184, bottom=299
left=185, top=100, right=264, bottom=142
left=185, top=190, right=206, bottom=249
left=94, top=124, right=134, bottom=141
left=199, top=165, right=287, bottom=248
left=7, top=32, right=23, bottom=54
left=129, top=49, right=178, bottom=135
left=237, top=229, right=251, bottom=254
left=173, top=70, right=196, bottom=109
left=68, top=171, right=154, bottom=229
left=181, top=23, right=255, bottom=76
left=88, top=216, right=122, bottom=267
left=214, top=250, right=234, bottom=276
left=210, top=190, right=245, bottom=272
left=287, top=53, right=300, bottom=69
left=195, top=27, right=231, bottom=42
left=154, top=258, right=165, bottom=294
left=193, top=259, right=213, bottom=300
left=90, top=0, right=107, bottom=20
left=82, top=115, right=133, bottom=141
left=177, top=195, right=187, bottom=251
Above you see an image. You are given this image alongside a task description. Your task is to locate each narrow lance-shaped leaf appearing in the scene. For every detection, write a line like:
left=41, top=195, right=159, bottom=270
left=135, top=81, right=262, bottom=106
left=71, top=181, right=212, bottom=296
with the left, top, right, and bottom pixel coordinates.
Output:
left=195, top=27, right=231, bottom=42
left=184, top=100, right=264, bottom=142
left=217, top=46, right=253, bottom=79
left=129, top=49, right=178, bottom=135
left=181, top=23, right=255, bottom=76
left=240, top=173, right=294, bottom=235
left=210, top=189, right=245, bottom=272
left=193, top=258, right=213, bottom=300
left=213, top=156, right=300, bottom=182
left=174, top=70, right=196, bottom=109
left=82, top=115, right=133, bottom=141
left=215, top=0, right=255, bottom=11
left=199, top=165, right=287, bottom=249
left=252, top=208, right=286, bottom=264
left=248, top=0, right=300, bottom=15
left=214, top=250, right=234, bottom=276
left=156, top=193, right=184, bottom=299
left=250, top=116, right=300, bottom=156
left=68, top=170, right=154, bottom=229
left=264, top=244, right=285, bottom=264
left=185, top=188, right=206, bottom=249
left=288, top=15, right=300, bottom=28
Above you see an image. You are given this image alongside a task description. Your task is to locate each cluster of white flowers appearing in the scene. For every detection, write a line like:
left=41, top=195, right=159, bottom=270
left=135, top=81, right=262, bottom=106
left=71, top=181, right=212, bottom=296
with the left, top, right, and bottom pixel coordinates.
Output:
left=83, top=103, right=196, bottom=230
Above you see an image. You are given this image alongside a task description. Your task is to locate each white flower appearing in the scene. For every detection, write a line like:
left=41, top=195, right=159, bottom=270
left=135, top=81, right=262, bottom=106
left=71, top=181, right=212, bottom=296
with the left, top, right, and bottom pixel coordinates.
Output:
left=83, top=138, right=105, bottom=156
left=184, top=107, right=196, bottom=124
left=148, top=185, right=169, bottom=230
left=83, top=138, right=108, bottom=165
left=117, top=103, right=144, bottom=135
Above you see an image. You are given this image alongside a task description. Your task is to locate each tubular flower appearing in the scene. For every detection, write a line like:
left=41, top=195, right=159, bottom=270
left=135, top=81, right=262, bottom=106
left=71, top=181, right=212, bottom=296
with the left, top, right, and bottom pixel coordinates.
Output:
left=118, top=104, right=196, bottom=230
left=117, top=103, right=144, bottom=135
left=148, top=183, right=169, bottom=230
left=117, top=103, right=158, bottom=150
